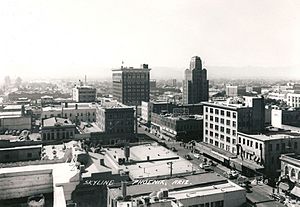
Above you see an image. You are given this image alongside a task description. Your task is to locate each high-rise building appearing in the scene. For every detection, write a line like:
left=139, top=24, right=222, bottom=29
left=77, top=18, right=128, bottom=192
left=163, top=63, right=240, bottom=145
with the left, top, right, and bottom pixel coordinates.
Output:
left=112, top=64, right=150, bottom=106
left=183, top=56, right=209, bottom=104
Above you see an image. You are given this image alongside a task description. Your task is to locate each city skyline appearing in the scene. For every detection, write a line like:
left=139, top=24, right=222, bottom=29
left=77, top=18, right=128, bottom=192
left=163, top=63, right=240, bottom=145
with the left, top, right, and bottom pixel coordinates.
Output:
left=0, top=0, right=300, bottom=80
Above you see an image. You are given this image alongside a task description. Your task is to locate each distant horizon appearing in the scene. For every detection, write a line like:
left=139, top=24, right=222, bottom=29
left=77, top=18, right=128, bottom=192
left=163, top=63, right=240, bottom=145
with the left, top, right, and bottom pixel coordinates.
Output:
left=1, top=64, right=300, bottom=84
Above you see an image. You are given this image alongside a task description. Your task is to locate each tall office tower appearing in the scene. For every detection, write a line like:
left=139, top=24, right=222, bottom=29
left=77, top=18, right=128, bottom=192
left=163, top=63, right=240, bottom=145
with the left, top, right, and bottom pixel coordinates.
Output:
left=183, top=56, right=209, bottom=104
left=112, top=64, right=151, bottom=106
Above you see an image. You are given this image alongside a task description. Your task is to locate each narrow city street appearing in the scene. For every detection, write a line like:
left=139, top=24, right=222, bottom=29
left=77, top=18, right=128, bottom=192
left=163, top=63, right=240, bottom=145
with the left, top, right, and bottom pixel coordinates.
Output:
left=137, top=125, right=286, bottom=207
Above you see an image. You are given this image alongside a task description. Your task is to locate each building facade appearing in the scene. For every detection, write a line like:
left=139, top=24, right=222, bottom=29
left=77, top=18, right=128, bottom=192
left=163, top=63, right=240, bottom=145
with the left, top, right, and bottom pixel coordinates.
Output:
left=0, top=105, right=31, bottom=131
left=41, top=103, right=96, bottom=124
left=203, top=96, right=265, bottom=154
left=95, top=102, right=134, bottom=137
left=151, top=113, right=203, bottom=142
left=237, top=131, right=300, bottom=178
left=72, top=85, right=96, bottom=103
left=141, top=100, right=203, bottom=126
left=0, top=145, right=42, bottom=163
left=41, top=117, right=76, bottom=141
left=287, top=93, right=300, bottom=108
left=272, top=108, right=300, bottom=128
left=112, top=64, right=150, bottom=106
left=183, top=56, right=209, bottom=104
left=280, top=154, right=300, bottom=183
left=225, top=85, right=247, bottom=97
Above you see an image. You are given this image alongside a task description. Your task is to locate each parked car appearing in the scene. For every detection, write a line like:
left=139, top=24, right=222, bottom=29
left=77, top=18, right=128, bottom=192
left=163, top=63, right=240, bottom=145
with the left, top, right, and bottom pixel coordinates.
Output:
left=225, top=170, right=239, bottom=179
left=199, top=163, right=211, bottom=171
left=185, top=154, right=193, bottom=160
left=237, top=175, right=250, bottom=187
left=171, top=147, right=177, bottom=152
left=193, top=153, right=201, bottom=159
left=208, top=160, right=217, bottom=166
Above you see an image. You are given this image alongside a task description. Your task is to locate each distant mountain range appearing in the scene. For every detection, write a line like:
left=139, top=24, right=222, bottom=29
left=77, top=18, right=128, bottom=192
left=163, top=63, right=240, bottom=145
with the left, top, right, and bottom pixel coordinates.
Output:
left=151, top=66, right=300, bottom=81
left=3, top=65, right=298, bottom=83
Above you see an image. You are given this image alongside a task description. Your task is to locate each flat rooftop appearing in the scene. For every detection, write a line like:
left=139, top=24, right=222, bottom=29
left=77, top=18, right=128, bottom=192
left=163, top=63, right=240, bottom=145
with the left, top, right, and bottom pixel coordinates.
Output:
left=0, top=162, right=78, bottom=185
left=75, top=85, right=96, bottom=89
left=168, top=181, right=244, bottom=200
left=79, top=122, right=102, bottom=133
left=238, top=130, right=300, bottom=141
left=43, top=117, right=74, bottom=127
left=42, top=103, right=96, bottom=111
left=97, top=101, right=132, bottom=109
left=0, top=144, right=42, bottom=151
left=203, top=101, right=242, bottom=110
left=105, top=143, right=199, bottom=179
left=0, top=111, right=22, bottom=117
left=3, top=105, right=23, bottom=110
left=82, top=151, right=113, bottom=178
left=158, top=114, right=203, bottom=121
left=109, top=173, right=228, bottom=198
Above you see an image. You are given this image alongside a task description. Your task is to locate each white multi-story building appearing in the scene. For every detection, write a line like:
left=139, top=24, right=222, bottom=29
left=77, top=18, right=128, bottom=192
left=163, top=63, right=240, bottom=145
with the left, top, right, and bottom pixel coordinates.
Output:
left=267, top=92, right=287, bottom=101
left=203, top=102, right=238, bottom=154
left=287, top=93, right=300, bottom=108
left=41, top=103, right=96, bottom=124
left=141, top=101, right=151, bottom=124
left=72, top=85, right=96, bottom=103
left=203, top=97, right=265, bottom=154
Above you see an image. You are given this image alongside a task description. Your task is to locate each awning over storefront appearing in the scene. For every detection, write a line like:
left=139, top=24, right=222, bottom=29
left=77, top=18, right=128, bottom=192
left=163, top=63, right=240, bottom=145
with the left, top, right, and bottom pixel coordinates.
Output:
left=242, top=159, right=264, bottom=171
left=211, top=150, right=228, bottom=162
left=291, top=185, right=300, bottom=198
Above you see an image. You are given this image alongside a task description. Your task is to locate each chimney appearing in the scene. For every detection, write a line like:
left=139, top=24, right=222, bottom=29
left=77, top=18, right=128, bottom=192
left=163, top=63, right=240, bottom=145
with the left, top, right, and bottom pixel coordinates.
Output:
left=161, top=188, right=168, bottom=198
left=144, top=197, right=150, bottom=204
left=124, top=146, right=130, bottom=162
left=141, top=64, right=148, bottom=69
left=121, top=181, right=127, bottom=198
left=21, top=105, right=25, bottom=116
left=100, top=159, right=105, bottom=166
left=79, top=165, right=85, bottom=172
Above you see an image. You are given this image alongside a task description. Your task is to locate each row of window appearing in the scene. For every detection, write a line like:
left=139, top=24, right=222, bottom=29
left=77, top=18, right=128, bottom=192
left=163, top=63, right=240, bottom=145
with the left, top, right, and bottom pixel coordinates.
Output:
left=205, top=115, right=237, bottom=127
left=238, top=137, right=262, bottom=149
left=188, top=200, right=224, bottom=207
left=205, top=137, right=235, bottom=153
left=206, top=131, right=237, bottom=145
left=42, top=131, right=73, bottom=140
left=205, top=107, right=237, bottom=118
left=205, top=123, right=237, bottom=136
left=4, top=152, right=33, bottom=159
left=44, top=112, right=95, bottom=118
left=124, top=74, right=149, bottom=79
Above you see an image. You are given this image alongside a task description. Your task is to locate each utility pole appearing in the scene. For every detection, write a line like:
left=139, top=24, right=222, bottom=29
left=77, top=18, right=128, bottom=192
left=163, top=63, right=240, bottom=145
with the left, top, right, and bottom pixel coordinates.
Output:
left=135, top=105, right=138, bottom=137
left=167, top=162, right=173, bottom=177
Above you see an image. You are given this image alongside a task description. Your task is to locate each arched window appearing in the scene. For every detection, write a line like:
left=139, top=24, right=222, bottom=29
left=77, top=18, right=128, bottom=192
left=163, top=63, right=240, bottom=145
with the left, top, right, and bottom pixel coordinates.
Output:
left=291, top=168, right=296, bottom=178
left=285, top=166, right=289, bottom=175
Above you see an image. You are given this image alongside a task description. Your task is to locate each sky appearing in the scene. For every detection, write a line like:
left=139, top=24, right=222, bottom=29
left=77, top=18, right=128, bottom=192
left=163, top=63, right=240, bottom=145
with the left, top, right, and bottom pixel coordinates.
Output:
left=0, top=0, right=300, bottom=81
